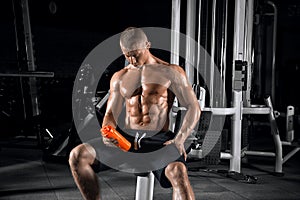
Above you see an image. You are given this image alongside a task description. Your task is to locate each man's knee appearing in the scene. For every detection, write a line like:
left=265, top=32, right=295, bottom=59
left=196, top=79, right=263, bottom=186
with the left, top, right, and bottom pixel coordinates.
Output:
left=165, top=162, right=188, bottom=181
left=68, top=143, right=96, bottom=167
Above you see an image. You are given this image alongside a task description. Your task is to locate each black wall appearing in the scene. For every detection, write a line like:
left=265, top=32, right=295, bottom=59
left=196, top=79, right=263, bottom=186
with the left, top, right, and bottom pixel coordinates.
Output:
left=0, top=0, right=172, bottom=137
left=0, top=0, right=300, bottom=138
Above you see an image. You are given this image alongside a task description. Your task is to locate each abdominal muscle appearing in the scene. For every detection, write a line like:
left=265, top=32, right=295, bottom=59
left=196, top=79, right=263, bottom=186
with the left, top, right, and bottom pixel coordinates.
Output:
left=125, top=92, right=170, bottom=132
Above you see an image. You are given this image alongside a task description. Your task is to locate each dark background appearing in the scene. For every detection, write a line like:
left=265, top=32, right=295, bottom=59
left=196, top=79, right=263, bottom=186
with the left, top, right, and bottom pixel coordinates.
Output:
left=0, top=0, right=299, bottom=144
left=0, top=0, right=173, bottom=140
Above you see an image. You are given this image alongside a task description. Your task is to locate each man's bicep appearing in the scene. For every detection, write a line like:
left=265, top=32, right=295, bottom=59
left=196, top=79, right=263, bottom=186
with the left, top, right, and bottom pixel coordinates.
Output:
left=103, top=72, right=125, bottom=125
left=173, top=84, right=197, bottom=107
left=170, top=69, right=197, bottom=107
left=106, top=87, right=124, bottom=114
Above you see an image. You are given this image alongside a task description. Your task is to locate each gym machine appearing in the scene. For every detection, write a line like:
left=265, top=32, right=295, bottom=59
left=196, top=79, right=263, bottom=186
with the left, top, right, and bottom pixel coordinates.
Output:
left=168, top=0, right=300, bottom=178
left=0, top=0, right=54, bottom=148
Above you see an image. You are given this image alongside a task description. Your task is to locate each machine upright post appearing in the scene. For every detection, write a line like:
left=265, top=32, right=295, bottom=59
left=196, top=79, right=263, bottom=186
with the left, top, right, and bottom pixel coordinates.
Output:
left=171, top=0, right=181, bottom=66
left=185, top=0, right=197, bottom=85
left=230, top=90, right=242, bottom=172
left=264, top=96, right=283, bottom=174
left=135, top=172, right=154, bottom=200
left=266, top=1, right=278, bottom=106
left=229, top=0, right=246, bottom=173
left=209, top=0, right=217, bottom=107
left=244, top=0, right=254, bottom=107
left=21, top=0, right=40, bottom=117
left=220, top=0, right=228, bottom=108
left=169, top=0, right=182, bottom=132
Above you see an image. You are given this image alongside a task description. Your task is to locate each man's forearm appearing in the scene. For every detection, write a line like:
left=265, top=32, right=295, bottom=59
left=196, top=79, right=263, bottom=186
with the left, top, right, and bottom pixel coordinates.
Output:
left=175, top=104, right=201, bottom=143
left=102, top=113, right=117, bottom=128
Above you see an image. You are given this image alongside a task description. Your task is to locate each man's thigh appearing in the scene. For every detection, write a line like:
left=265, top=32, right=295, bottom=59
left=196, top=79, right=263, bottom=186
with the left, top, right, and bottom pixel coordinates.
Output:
left=152, top=154, right=187, bottom=188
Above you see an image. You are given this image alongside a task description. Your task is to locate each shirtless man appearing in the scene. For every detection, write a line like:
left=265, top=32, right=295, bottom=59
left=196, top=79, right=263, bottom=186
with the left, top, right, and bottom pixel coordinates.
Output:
left=69, top=27, right=201, bottom=200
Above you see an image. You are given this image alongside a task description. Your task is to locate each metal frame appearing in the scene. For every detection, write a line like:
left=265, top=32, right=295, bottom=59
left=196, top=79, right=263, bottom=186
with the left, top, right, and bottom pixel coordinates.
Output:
left=20, top=0, right=40, bottom=117
left=185, top=0, right=197, bottom=85
left=135, top=172, right=154, bottom=200
left=266, top=1, right=278, bottom=106
left=209, top=0, right=217, bottom=107
left=243, top=98, right=300, bottom=174
left=0, top=72, right=54, bottom=78
left=243, top=0, right=254, bottom=107
left=170, top=0, right=298, bottom=175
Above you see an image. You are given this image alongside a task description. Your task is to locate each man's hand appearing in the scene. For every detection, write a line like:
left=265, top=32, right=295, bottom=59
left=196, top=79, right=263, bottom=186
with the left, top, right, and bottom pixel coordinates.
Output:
left=101, top=125, right=131, bottom=151
left=102, top=137, right=119, bottom=148
left=164, top=136, right=187, bottom=161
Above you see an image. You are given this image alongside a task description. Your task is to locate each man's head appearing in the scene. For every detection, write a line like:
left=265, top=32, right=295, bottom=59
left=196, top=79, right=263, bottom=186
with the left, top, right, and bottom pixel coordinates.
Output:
left=120, top=27, right=150, bottom=53
left=120, top=27, right=151, bottom=66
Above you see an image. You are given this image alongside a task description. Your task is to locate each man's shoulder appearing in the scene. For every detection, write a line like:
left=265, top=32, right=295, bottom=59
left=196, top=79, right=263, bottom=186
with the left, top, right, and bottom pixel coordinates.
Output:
left=168, top=64, right=185, bottom=73
left=150, top=63, right=183, bottom=71
left=159, top=64, right=186, bottom=78
left=111, top=68, right=128, bottom=80
left=109, top=68, right=128, bottom=90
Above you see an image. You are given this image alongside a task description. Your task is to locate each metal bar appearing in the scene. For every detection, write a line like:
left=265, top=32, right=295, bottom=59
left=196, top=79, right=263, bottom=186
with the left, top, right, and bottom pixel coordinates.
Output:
left=170, top=0, right=181, bottom=132
left=281, top=141, right=292, bottom=146
left=22, top=0, right=36, bottom=72
left=220, top=0, right=228, bottom=108
left=265, top=97, right=280, bottom=135
left=232, top=0, right=246, bottom=89
left=202, top=107, right=236, bottom=115
left=0, top=72, right=54, bottom=78
left=244, top=0, right=254, bottom=107
left=170, top=0, right=181, bottom=65
left=135, top=172, right=154, bottom=200
left=264, top=96, right=283, bottom=173
left=22, top=0, right=40, bottom=117
left=95, top=91, right=110, bottom=110
left=202, top=0, right=210, bottom=91
left=209, top=0, right=216, bottom=107
left=283, top=148, right=300, bottom=164
left=220, top=152, right=233, bottom=159
left=242, top=106, right=271, bottom=114
left=185, top=0, right=197, bottom=85
left=230, top=90, right=242, bottom=172
left=175, top=105, right=236, bottom=116
left=12, top=0, right=27, bottom=120
left=267, top=1, right=278, bottom=106
left=196, top=0, right=202, bottom=85
left=245, top=150, right=276, bottom=157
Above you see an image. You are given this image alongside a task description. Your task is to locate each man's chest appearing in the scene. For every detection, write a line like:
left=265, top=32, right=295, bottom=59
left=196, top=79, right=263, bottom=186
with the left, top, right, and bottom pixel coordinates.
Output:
left=119, top=67, right=171, bottom=98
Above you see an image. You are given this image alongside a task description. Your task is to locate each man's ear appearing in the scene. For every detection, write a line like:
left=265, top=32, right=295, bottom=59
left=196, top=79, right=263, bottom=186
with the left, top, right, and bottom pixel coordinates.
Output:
left=146, top=41, right=151, bottom=49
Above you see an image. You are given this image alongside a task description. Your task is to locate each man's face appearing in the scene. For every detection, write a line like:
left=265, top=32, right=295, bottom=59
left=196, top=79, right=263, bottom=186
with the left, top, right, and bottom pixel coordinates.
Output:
left=122, top=48, right=147, bottom=67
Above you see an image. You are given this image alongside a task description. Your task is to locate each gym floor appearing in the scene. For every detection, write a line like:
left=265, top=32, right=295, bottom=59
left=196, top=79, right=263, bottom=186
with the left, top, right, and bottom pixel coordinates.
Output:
left=0, top=136, right=299, bottom=200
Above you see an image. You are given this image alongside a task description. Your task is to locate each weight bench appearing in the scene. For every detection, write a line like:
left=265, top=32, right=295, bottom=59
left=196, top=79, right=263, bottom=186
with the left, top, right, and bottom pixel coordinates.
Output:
left=135, top=172, right=155, bottom=200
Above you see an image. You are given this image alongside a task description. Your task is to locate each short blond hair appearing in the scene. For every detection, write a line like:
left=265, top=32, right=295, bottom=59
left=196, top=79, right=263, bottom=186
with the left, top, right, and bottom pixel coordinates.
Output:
left=120, top=27, right=148, bottom=53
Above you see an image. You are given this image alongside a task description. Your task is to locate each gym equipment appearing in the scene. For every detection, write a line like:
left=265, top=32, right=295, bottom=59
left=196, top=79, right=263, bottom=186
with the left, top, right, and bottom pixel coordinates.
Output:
left=0, top=0, right=54, bottom=148
left=243, top=97, right=300, bottom=175
left=43, top=64, right=106, bottom=160
left=169, top=0, right=299, bottom=177
left=135, top=172, right=155, bottom=200
left=136, top=0, right=300, bottom=198
left=204, top=169, right=258, bottom=184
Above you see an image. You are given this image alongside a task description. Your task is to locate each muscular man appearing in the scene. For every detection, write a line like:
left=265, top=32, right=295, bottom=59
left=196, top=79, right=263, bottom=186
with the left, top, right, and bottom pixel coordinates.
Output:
left=69, top=27, right=201, bottom=200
